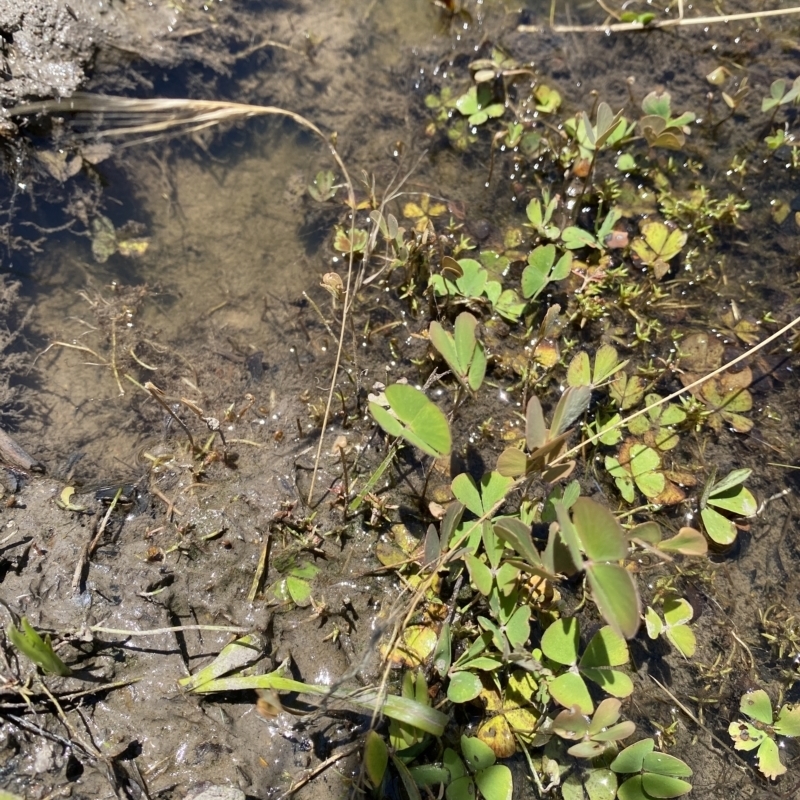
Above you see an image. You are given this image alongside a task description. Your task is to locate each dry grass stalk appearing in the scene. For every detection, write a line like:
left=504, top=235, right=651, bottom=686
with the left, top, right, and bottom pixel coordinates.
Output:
left=521, top=5, right=800, bottom=33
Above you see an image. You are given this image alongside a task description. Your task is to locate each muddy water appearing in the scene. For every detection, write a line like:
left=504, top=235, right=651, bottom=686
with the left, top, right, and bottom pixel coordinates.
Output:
left=1, top=1, right=800, bottom=800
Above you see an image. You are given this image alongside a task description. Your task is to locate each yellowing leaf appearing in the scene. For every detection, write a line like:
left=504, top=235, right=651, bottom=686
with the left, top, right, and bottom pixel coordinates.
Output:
left=477, top=715, right=517, bottom=758
left=383, top=625, right=438, bottom=667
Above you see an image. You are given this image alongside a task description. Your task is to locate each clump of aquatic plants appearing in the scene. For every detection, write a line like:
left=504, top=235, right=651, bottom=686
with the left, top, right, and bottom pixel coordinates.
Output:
left=274, top=32, right=800, bottom=800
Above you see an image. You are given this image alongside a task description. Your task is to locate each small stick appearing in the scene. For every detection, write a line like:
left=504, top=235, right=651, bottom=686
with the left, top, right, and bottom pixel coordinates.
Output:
left=110, top=317, right=125, bottom=396
left=0, top=426, right=42, bottom=471
left=276, top=741, right=360, bottom=800
left=151, top=487, right=182, bottom=520
left=248, top=539, right=270, bottom=602
left=180, top=397, right=227, bottom=449
left=338, top=445, right=350, bottom=521
left=88, top=488, right=122, bottom=557
left=89, top=623, right=250, bottom=637
left=145, top=381, right=195, bottom=452
left=5, top=713, right=90, bottom=756
left=520, top=6, right=800, bottom=33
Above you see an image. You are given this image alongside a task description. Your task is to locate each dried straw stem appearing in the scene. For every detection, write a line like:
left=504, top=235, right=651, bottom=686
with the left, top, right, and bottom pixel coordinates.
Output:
left=520, top=5, right=800, bottom=33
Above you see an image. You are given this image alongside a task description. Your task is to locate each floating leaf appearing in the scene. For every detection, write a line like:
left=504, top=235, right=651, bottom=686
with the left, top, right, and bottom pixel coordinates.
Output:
left=616, top=756, right=692, bottom=798
left=561, top=226, right=599, bottom=250
left=446, top=774, right=474, bottom=800
left=572, top=497, right=627, bottom=562
left=556, top=499, right=641, bottom=638
left=631, top=221, right=687, bottom=279
left=567, top=351, right=592, bottom=388
left=333, top=226, right=368, bottom=253
left=627, top=394, right=686, bottom=451
left=364, top=730, right=389, bottom=789
left=466, top=554, right=494, bottom=596
left=493, top=517, right=545, bottom=573
left=548, top=671, right=594, bottom=715
left=740, top=690, right=774, bottom=725
left=384, top=625, right=438, bottom=667
left=475, top=765, right=513, bottom=800
left=433, top=621, right=452, bottom=677
left=505, top=606, right=531, bottom=649
left=729, top=720, right=766, bottom=752
left=369, top=383, right=451, bottom=458
left=404, top=194, right=448, bottom=232
left=700, top=507, right=737, bottom=546
left=534, top=84, right=562, bottom=113
left=683, top=368, right=753, bottom=433
left=755, top=737, right=786, bottom=780
left=452, top=471, right=513, bottom=517
left=611, top=738, right=655, bottom=774
left=567, top=344, right=626, bottom=389
left=605, top=442, right=685, bottom=505
left=543, top=619, right=633, bottom=712
left=456, top=86, right=505, bottom=126
left=542, top=617, right=581, bottom=665
left=658, top=527, right=708, bottom=556
left=496, top=447, right=528, bottom=478
left=562, top=768, right=617, bottom=800
left=642, top=91, right=673, bottom=119
left=448, top=671, right=484, bottom=704
left=521, top=244, right=572, bottom=300
left=700, top=468, right=756, bottom=546
left=610, top=373, right=645, bottom=410
left=646, top=598, right=696, bottom=658
left=286, top=574, right=313, bottom=605
left=775, top=703, right=800, bottom=737
left=477, top=715, right=517, bottom=758
left=587, top=564, right=641, bottom=641
left=429, top=312, right=487, bottom=392
left=551, top=385, right=592, bottom=436
left=462, top=735, right=497, bottom=772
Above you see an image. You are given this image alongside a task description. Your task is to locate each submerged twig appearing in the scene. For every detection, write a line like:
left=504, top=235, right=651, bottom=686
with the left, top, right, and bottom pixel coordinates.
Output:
left=144, top=381, right=196, bottom=452
left=276, top=741, right=360, bottom=800
left=0, top=425, right=42, bottom=472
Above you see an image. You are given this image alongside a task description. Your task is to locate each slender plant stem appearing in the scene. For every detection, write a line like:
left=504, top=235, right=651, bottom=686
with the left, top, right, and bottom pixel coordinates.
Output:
left=90, top=624, right=250, bottom=637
